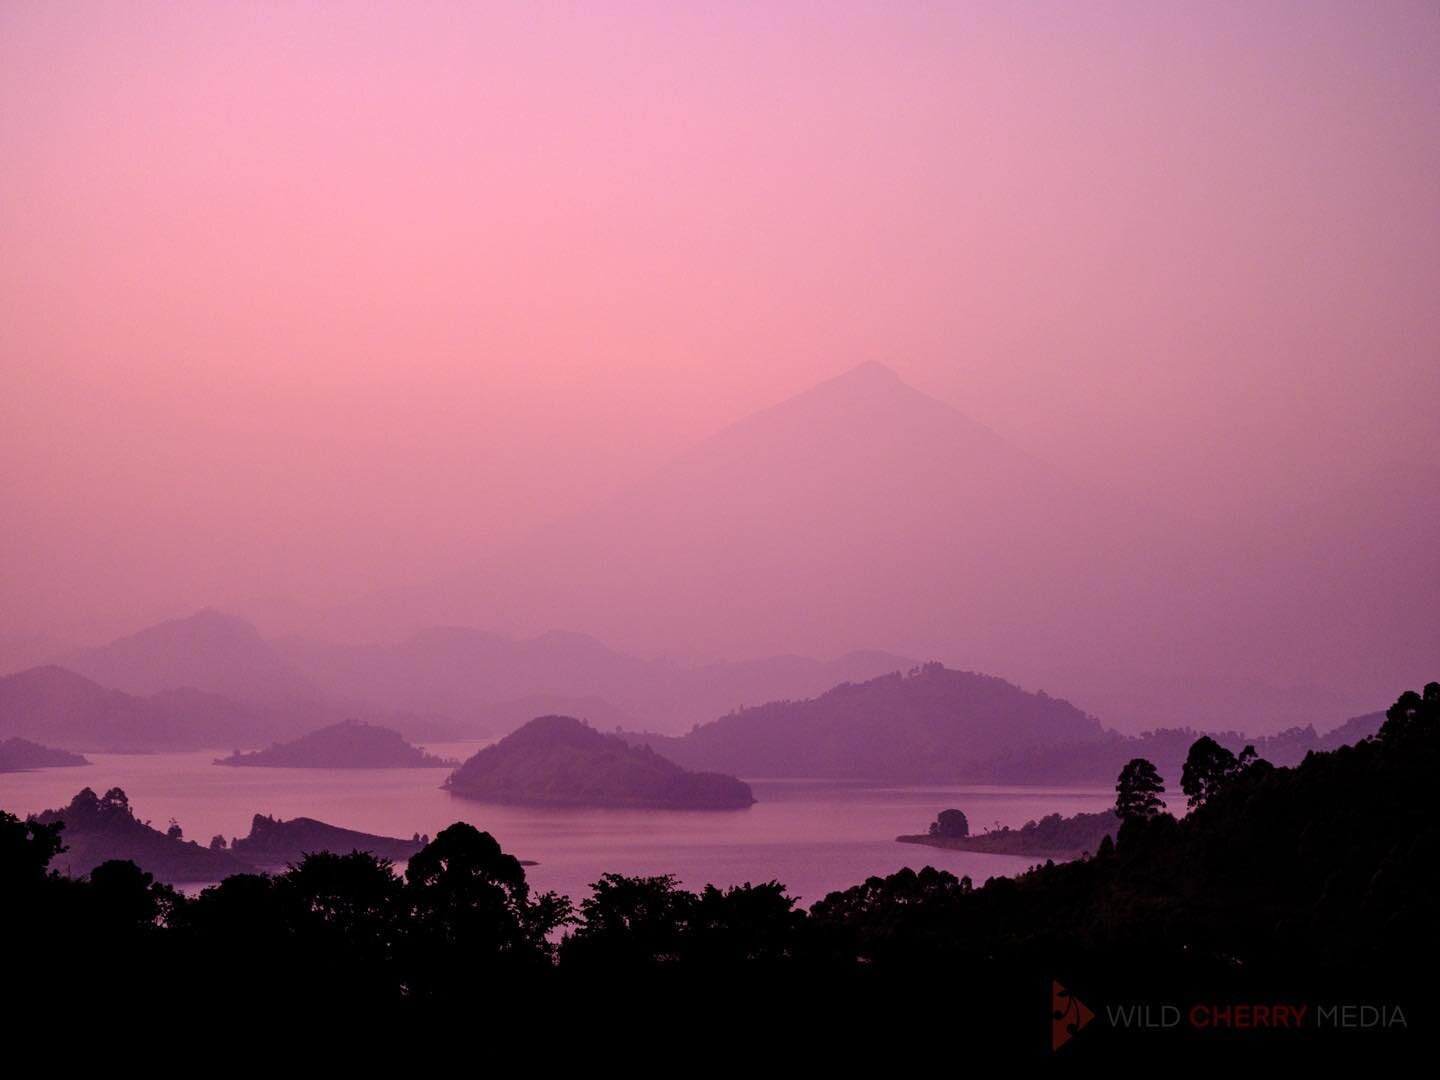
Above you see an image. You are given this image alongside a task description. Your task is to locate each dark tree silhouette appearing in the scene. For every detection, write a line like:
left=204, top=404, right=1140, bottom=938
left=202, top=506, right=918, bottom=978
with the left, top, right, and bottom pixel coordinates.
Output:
left=563, top=873, right=695, bottom=969
left=1180, top=736, right=1249, bottom=808
left=1115, top=757, right=1165, bottom=821
left=0, top=810, right=64, bottom=889
left=563, top=875, right=804, bottom=971
left=688, top=881, right=804, bottom=968
left=89, top=858, right=179, bottom=931
left=1380, top=681, right=1440, bottom=741
left=282, top=849, right=401, bottom=928
left=928, top=808, right=969, bottom=838
left=400, top=822, right=570, bottom=996
left=3, top=678, right=1436, bottom=1038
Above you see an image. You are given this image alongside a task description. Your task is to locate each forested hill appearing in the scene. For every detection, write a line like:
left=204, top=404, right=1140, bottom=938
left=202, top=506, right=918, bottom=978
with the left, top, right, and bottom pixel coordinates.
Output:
left=445, top=715, right=755, bottom=809
left=630, top=663, right=1105, bottom=778
left=32, top=788, right=248, bottom=882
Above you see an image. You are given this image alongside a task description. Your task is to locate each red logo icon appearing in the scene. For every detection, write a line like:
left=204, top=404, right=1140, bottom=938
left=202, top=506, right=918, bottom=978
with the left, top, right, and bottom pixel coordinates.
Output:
left=1052, top=980, right=1095, bottom=1050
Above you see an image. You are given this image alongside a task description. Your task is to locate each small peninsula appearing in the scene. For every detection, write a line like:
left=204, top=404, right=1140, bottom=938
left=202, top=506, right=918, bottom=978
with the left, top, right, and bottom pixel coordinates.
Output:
left=215, top=719, right=456, bottom=769
left=225, top=813, right=536, bottom=868
left=445, top=715, right=755, bottom=810
left=33, top=787, right=249, bottom=882
left=29, top=787, right=517, bottom=883
left=897, top=807, right=1119, bottom=860
left=0, top=737, right=89, bottom=772
left=229, top=813, right=428, bottom=867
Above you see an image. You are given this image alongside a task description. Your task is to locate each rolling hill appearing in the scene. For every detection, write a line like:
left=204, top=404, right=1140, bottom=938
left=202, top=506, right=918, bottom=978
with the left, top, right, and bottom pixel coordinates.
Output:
left=630, top=663, right=1106, bottom=780
left=445, top=715, right=755, bottom=809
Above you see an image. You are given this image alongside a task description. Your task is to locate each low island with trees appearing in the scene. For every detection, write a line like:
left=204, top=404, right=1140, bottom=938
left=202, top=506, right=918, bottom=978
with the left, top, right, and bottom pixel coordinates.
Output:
left=214, top=719, right=457, bottom=769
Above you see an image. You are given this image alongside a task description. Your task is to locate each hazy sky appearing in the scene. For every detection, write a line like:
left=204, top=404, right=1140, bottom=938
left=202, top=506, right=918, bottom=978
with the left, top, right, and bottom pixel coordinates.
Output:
left=3, top=2, right=1438, bottom=643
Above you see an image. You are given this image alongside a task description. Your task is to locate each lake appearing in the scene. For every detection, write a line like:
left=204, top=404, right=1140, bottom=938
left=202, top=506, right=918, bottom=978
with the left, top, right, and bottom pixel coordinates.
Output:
left=0, top=742, right=1119, bottom=904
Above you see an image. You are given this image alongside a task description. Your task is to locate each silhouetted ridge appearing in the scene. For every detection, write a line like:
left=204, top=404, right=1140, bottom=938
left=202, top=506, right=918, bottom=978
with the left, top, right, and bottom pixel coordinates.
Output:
left=280, top=626, right=913, bottom=735
left=0, top=662, right=442, bottom=753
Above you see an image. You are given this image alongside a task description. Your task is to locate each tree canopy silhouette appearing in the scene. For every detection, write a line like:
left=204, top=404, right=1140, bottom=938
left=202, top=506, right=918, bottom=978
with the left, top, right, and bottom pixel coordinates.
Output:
left=1179, top=735, right=1258, bottom=808
left=928, top=808, right=969, bottom=838
left=1115, top=757, right=1165, bottom=821
left=2, top=680, right=1437, bottom=1047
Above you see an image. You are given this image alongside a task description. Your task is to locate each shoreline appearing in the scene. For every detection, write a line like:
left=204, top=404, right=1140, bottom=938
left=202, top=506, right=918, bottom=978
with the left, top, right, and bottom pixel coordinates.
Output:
left=895, top=833, right=1091, bottom=860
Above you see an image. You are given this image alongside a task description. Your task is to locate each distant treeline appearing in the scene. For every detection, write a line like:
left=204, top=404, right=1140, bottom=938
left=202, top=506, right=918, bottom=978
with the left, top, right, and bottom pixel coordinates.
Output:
left=3, top=683, right=1436, bottom=1056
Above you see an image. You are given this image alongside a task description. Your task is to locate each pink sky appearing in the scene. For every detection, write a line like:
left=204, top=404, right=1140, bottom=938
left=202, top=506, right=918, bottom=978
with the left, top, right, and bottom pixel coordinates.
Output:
left=2, top=2, right=1438, bottom=645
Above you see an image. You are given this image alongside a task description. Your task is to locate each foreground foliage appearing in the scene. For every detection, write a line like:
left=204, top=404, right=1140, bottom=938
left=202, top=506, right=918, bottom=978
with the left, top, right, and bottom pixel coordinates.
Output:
left=3, top=683, right=1436, bottom=1054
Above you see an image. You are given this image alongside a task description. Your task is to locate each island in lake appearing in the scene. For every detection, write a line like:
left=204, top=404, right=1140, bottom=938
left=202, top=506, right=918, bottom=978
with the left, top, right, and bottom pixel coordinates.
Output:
left=215, top=719, right=456, bottom=769
left=0, top=737, right=89, bottom=772
left=897, top=806, right=1120, bottom=860
left=445, top=714, right=755, bottom=809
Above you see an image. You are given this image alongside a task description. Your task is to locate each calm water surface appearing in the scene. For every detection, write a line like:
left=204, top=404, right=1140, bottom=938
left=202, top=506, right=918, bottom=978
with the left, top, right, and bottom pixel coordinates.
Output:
left=0, top=742, right=1117, bottom=903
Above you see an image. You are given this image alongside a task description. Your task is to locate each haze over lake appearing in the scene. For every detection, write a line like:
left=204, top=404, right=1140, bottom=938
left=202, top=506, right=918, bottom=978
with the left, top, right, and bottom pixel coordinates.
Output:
left=0, top=746, right=1119, bottom=901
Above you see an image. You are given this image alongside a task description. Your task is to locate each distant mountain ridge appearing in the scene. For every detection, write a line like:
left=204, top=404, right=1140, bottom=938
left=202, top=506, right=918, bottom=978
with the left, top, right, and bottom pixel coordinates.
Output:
left=0, top=664, right=436, bottom=753
left=342, top=363, right=1212, bottom=718
left=1, top=611, right=916, bottom=747
left=623, top=663, right=1385, bottom=783
left=278, top=626, right=913, bottom=735
left=324, top=363, right=1436, bottom=732
left=59, top=609, right=318, bottom=704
